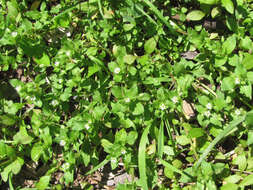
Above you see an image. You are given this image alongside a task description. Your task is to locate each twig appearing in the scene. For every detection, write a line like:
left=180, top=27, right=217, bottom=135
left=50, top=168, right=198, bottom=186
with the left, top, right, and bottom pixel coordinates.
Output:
left=231, top=168, right=253, bottom=175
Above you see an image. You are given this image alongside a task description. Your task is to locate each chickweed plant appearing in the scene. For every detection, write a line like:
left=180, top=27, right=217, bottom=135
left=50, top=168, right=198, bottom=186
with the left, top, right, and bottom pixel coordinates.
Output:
left=0, top=0, right=253, bottom=189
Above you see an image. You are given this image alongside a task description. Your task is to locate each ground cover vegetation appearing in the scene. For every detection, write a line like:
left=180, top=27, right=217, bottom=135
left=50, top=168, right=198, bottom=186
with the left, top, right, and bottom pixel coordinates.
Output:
left=0, top=0, right=253, bottom=189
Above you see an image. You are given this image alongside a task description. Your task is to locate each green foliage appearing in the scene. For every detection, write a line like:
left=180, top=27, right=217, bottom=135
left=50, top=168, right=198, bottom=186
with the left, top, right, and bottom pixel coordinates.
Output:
left=0, top=0, right=253, bottom=189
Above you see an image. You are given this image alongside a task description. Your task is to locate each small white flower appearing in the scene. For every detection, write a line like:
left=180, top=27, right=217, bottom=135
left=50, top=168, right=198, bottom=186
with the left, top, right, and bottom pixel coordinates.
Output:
left=235, top=109, right=241, bottom=116
left=15, top=86, right=21, bottom=92
left=235, top=78, right=240, bottom=85
left=85, top=124, right=90, bottom=130
left=206, top=103, right=212, bottom=110
left=114, top=67, right=121, bottom=74
left=66, top=51, right=71, bottom=57
left=58, top=79, right=63, bottom=84
left=88, top=120, right=92, bottom=124
left=204, top=110, right=211, bottom=118
left=121, top=150, right=126, bottom=155
left=125, top=98, right=130, bottom=103
left=59, top=140, right=66, bottom=146
left=62, top=162, right=70, bottom=170
left=51, top=100, right=58, bottom=106
left=48, top=38, right=52, bottom=43
left=171, top=96, right=178, bottom=103
left=11, top=31, right=17, bottom=37
left=160, top=103, right=166, bottom=110
left=54, top=61, right=60, bottom=66
left=30, top=96, right=36, bottom=101
left=111, top=158, right=117, bottom=163
left=66, top=32, right=71, bottom=37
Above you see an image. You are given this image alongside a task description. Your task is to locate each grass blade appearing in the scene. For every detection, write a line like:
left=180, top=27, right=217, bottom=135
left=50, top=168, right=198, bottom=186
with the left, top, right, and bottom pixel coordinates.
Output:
left=158, top=120, right=164, bottom=158
left=135, top=4, right=157, bottom=25
left=164, top=118, right=176, bottom=153
left=160, top=159, right=193, bottom=179
left=195, top=115, right=246, bottom=168
left=141, top=0, right=176, bottom=35
left=138, top=126, right=150, bottom=190
left=86, top=158, right=110, bottom=175
left=98, top=0, right=104, bottom=19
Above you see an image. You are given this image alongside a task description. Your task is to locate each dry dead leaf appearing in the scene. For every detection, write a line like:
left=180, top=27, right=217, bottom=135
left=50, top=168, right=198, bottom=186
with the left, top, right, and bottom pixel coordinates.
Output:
left=182, top=100, right=195, bottom=120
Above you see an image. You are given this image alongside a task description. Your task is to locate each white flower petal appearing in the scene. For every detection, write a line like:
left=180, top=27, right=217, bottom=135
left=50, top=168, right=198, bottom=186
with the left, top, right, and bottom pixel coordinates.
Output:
left=114, top=67, right=121, bottom=74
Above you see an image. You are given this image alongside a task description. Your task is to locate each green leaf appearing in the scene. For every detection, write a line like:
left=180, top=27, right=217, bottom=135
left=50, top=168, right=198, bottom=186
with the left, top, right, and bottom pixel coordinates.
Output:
left=0, top=114, right=16, bottom=126
left=13, top=126, right=33, bottom=145
left=242, top=54, right=253, bottom=70
left=211, top=7, right=221, bottom=18
left=198, top=0, right=219, bottom=5
left=127, top=131, right=138, bottom=145
left=188, top=128, right=205, bottom=138
left=246, top=110, right=253, bottom=127
left=240, top=174, right=253, bottom=187
left=138, top=126, right=150, bottom=190
left=87, top=65, right=100, bottom=78
left=233, top=154, right=247, bottom=170
left=11, top=157, right=24, bottom=175
left=115, top=129, right=127, bottom=144
left=1, top=164, right=12, bottom=182
left=223, top=35, right=236, bottom=55
left=247, top=72, right=253, bottom=83
left=132, top=102, right=144, bottom=115
left=36, top=175, right=51, bottom=190
left=221, top=77, right=235, bottom=91
left=176, top=135, right=191, bottom=146
left=7, top=1, right=19, bottom=22
left=240, top=36, right=252, bottom=51
left=221, top=0, right=234, bottom=14
left=215, top=56, right=227, bottom=67
left=240, top=85, right=252, bottom=99
left=247, top=131, right=253, bottom=145
left=221, top=183, right=238, bottom=190
left=101, top=139, right=113, bottom=153
left=34, top=53, right=50, bottom=67
left=124, top=54, right=136, bottom=65
left=186, top=10, right=205, bottom=21
left=93, top=106, right=106, bottom=120
left=224, top=175, right=242, bottom=184
left=111, top=86, right=123, bottom=99
left=144, top=37, right=157, bottom=54
left=67, top=119, right=85, bottom=131
left=31, top=144, right=43, bottom=162
left=0, top=142, right=6, bottom=156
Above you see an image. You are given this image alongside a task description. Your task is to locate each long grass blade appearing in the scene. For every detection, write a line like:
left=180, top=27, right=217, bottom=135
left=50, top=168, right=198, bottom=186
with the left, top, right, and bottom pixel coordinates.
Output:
left=160, top=159, right=193, bottom=179
left=135, top=4, right=157, bottom=25
left=195, top=115, right=246, bottom=168
left=141, top=0, right=176, bottom=35
left=164, top=118, right=176, bottom=153
left=98, top=0, right=104, bottom=19
left=86, top=158, right=110, bottom=175
left=158, top=120, right=164, bottom=158
left=138, top=126, right=150, bottom=190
